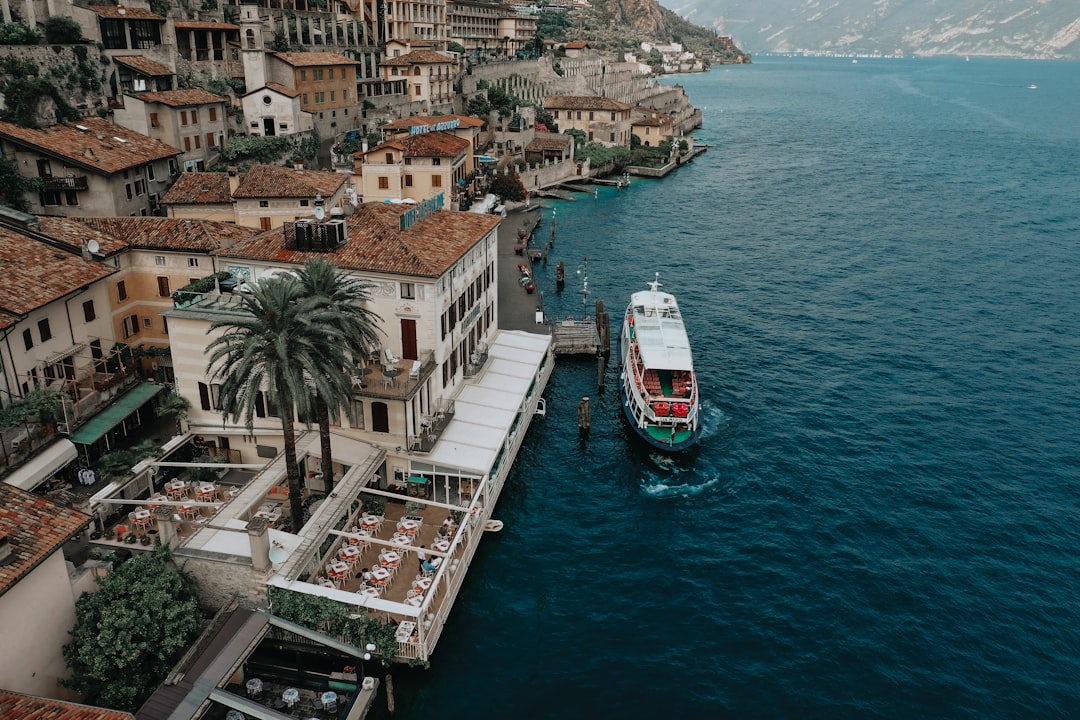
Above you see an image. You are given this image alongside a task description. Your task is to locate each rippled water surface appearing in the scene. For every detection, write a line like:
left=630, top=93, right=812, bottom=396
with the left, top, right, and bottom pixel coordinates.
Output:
left=377, top=57, right=1080, bottom=719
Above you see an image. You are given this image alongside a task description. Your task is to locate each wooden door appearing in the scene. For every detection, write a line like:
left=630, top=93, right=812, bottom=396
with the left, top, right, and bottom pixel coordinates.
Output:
left=401, top=318, right=417, bottom=360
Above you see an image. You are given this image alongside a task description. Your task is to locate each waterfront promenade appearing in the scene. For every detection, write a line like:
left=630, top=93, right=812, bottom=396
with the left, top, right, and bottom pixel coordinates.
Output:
left=496, top=207, right=550, bottom=333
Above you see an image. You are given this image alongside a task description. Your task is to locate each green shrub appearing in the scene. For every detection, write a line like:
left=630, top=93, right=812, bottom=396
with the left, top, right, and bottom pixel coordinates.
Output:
left=173, top=271, right=233, bottom=304
left=44, top=16, right=84, bottom=44
left=0, top=21, right=42, bottom=45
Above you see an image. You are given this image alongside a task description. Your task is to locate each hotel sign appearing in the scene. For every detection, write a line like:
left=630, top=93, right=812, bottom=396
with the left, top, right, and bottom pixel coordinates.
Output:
left=410, top=118, right=460, bottom=135
left=399, top=193, right=445, bottom=230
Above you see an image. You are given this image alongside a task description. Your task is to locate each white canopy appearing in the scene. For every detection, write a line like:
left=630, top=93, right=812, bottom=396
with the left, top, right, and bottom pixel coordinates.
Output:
left=3, top=438, right=77, bottom=491
left=424, top=331, right=550, bottom=475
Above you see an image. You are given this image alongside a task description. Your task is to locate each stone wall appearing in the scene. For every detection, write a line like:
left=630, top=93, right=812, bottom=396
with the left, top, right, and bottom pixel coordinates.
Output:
left=0, top=44, right=109, bottom=122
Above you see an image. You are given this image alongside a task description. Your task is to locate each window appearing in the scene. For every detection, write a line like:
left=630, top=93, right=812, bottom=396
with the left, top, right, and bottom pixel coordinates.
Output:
left=259, top=200, right=269, bottom=208
left=302, top=94, right=308, bottom=104
left=553, top=110, right=559, bottom=119
left=279, top=123, right=288, bottom=131
left=147, top=164, right=156, bottom=181
left=609, top=132, right=615, bottom=142
left=198, top=382, right=211, bottom=410
left=22, top=328, right=33, bottom=350
left=405, top=175, right=413, bottom=187
left=143, top=317, right=152, bottom=328
left=65, top=189, right=79, bottom=205
left=327, top=69, right=334, bottom=79
left=313, top=69, right=324, bottom=81
left=157, top=276, right=170, bottom=296
left=135, top=179, right=145, bottom=196
left=37, top=318, right=52, bottom=342
left=209, top=107, right=217, bottom=121
left=260, top=217, right=271, bottom=231
left=432, top=158, right=441, bottom=166
left=576, top=111, right=582, bottom=120
left=183, top=137, right=191, bottom=151
left=194, top=135, right=201, bottom=149
left=126, top=184, right=133, bottom=199
left=149, top=112, right=160, bottom=128
left=41, top=190, right=61, bottom=206
left=181, top=110, right=188, bottom=125
left=589, top=111, right=594, bottom=120
left=82, top=300, right=96, bottom=322
left=162, top=316, right=168, bottom=334
left=378, top=177, right=389, bottom=189
left=117, top=281, right=127, bottom=301
left=431, top=175, right=442, bottom=187
left=207, top=132, right=215, bottom=148
left=610, top=111, right=617, bottom=121
left=191, top=109, right=198, bottom=124
left=154, top=255, right=166, bottom=266
left=122, top=314, right=140, bottom=338
left=385, top=152, right=394, bottom=163
left=330, top=90, right=335, bottom=101
left=187, top=258, right=199, bottom=268
left=400, top=282, right=415, bottom=299
left=349, top=399, right=365, bottom=429
left=300, top=70, right=307, bottom=81
left=314, top=91, right=325, bottom=103
left=343, top=90, right=348, bottom=100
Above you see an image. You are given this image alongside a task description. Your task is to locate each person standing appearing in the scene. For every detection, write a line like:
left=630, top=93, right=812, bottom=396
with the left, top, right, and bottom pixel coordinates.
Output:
left=417, top=545, right=427, bottom=571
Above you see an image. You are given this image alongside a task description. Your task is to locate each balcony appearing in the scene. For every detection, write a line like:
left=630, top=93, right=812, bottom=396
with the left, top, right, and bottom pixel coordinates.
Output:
left=41, top=175, right=89, bottom=191
left=350, top=351, right=434, bottom=401
left=408, top=399, right=456, bottom=454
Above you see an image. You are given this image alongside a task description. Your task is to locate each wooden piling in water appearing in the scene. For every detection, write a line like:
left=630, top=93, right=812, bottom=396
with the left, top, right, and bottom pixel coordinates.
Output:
left=577, top=397, right=590, bottom=431
left=386, top=674, right=395, bottom=716
left=597, top=355, right=606, bottom=392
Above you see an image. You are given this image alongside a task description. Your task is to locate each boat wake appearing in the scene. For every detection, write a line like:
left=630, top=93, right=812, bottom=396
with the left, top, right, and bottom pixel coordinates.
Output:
left=640, top=472, right=721, bottom=500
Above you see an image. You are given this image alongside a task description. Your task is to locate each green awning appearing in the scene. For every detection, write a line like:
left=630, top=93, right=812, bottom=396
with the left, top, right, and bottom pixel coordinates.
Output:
left=69, top=382, right=166, bottom=445
left=408, top=475, right=428, bottom=484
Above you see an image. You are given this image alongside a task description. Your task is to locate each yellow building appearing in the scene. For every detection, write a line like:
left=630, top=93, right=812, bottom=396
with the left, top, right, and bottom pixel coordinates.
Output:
left=358, top=131, right=470, bottom=204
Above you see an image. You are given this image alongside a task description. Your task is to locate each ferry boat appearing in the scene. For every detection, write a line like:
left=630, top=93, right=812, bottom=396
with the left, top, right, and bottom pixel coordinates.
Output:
left=618, top=274, right=702, bottom=452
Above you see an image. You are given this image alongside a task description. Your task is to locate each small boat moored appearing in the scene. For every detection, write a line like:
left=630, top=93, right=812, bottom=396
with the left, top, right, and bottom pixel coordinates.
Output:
left=618, top=273, right=701, bottom=452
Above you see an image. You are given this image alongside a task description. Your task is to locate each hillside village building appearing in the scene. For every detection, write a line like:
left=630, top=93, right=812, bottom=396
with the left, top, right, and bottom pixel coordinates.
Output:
left=379, top=49, right=457, bottom=113
left=0, top=485, right=93, bottom=699
left=357, top=131, right=470, bottom=204
left=544, top=95, right=633, bottom=147
left=0, top=118, right=182, bottom=217
left=112, top=89, right=229, bottom=172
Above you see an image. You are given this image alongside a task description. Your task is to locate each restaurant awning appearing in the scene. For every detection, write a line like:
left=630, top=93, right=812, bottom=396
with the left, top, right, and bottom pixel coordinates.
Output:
left=68, top=382, right=166, bottom=445
left=3, top=438, right=78, bottom=491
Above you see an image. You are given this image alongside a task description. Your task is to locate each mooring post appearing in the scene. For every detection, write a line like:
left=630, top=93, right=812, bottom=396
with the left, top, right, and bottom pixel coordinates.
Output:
left=386, top=674, right=395, bottom=717
left=577, top=397, right=590, bottom=431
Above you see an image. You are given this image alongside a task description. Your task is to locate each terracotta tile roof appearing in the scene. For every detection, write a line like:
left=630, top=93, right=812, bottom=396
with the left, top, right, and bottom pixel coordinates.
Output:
left=380, top=49, right=454, bottom=66
left=159, top=171, right=234, bottom=204
left=0, top=227, right=116, bottom=316
left=112, top=55, right=174, bottom=76
left=0, top=483, right=92, bottom=599
left=0, top=117, right=181, bottom=175
left=0, top=690, right=134, bottom=720
left=271, top=51, right=359, bottom=67
left=89, top=4, right=163, bottom=20
left=381, top=114, right=485, bottom=130
left=544, top=95, right=632, bottom=111
left=33, top=216, right=128, bottom=256
left=563, top=40, right=588, bottom=49
left=232, top=164, right=347, bottom=199
left=263, top=82, right=300, bottom=98
left=525, top=134, right=572, bottom=151
left=218, top=203, right=501, bottom=278
left=369, top=131, right=469, bottom=159
left=128, top=89, right=226, bottom=107
left=72, top=217, right=258, bottom=252
left=631, top=112, right=672, bottom=127
left=173, top=20, right=239, bottom=30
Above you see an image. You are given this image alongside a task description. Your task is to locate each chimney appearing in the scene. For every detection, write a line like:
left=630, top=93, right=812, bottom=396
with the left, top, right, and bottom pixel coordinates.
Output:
left=247, top=516, right=271, bottom=572
left=153, top=506, right=178, bottom=549
left=227, top=166, right=240, bottom=194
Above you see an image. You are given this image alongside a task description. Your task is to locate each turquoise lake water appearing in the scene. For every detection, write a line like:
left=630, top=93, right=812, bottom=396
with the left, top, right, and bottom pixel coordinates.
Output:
left=376, top=57, right=1080, bottom=719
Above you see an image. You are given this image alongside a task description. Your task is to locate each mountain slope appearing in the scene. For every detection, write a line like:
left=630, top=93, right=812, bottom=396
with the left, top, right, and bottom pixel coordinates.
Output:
left=570, top=0, right=751, bottom=62
left=659, top=0, right=1080, bottom=59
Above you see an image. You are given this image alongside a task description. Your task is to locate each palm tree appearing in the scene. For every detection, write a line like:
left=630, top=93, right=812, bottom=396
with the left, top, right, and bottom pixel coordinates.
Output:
left=294, top=258, right=383, bottom=492
left=206, top=277, right=354, bottom=530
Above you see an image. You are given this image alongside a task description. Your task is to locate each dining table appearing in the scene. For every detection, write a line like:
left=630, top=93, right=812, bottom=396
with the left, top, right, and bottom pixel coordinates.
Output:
left=357, top=585, right=381, bottom=598
left=395, top=620, right=417, bottom=643
left=196, top=483, right=216, bottom=500
left=339, top=545, right=361, bottom=562
left=369, top=567, right=391, bottom=586
left=413, top=577, right=432, bottom=594
left=397, top=518, right=420, bottom=534
left=432, top=539, right=451, bottom=553
left=166, top=480, right=188, bottom=499
left=329, top=560, right=350, bottom=576
left=383, top=367, right=401, bottom=387
left=378, top=551, right=400, bottom=568
left=148, top=494, right=169, bottom=510
left=360, top=515, right=380, bottom=530
left=390, top=533, right=413, bottom=546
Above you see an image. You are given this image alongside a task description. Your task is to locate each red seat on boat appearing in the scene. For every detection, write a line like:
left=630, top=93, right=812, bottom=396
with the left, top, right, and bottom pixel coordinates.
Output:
left=673, top=403, right=689, bottom=418
left=653, top=401, right=670, bottom=416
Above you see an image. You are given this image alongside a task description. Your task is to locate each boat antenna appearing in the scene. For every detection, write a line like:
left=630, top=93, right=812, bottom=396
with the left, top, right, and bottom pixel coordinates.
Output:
left=648, top=272, right=661, bottom=295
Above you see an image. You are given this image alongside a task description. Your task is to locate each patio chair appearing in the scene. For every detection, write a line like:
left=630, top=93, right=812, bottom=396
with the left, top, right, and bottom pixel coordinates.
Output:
left=384, top=348, right=401, bottom=366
